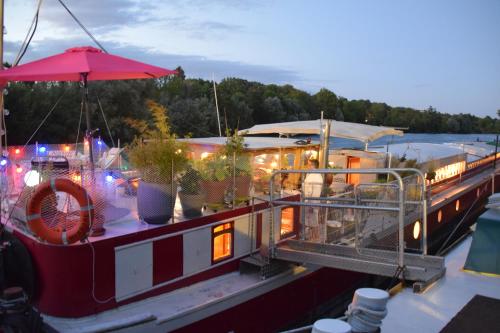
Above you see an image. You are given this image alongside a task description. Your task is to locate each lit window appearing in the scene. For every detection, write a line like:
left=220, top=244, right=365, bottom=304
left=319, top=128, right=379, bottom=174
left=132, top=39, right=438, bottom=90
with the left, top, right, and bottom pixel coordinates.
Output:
left=455, top=200, right=460, bottom=211
left=280, top=207, right=294, bottom=236
left=476, top=188, right=480, bottom=198
left=437, top=210, right=442, bottom=223
left=212, top=222, right=233, bottom=262
left=413, top=221, right=421, bottom=240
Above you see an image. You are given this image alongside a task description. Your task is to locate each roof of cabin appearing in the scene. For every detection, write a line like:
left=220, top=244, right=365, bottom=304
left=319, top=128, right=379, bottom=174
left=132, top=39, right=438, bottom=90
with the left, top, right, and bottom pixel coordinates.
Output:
left=370, top=143, right=470, bottom=163
left=180, top=136, right=319, bottom=150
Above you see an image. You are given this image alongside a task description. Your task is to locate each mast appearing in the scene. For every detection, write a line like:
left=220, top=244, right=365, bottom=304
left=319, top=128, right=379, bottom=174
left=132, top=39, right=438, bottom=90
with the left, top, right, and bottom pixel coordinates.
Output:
left=212, top=73, right=222, bottom=137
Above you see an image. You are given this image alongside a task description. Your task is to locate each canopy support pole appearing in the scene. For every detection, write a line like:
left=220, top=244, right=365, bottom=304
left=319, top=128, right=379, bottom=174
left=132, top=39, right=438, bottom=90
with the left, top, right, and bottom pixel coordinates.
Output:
left=82, top=73, right=94, bottom=171
left=318, top=119, right=331, bottom=169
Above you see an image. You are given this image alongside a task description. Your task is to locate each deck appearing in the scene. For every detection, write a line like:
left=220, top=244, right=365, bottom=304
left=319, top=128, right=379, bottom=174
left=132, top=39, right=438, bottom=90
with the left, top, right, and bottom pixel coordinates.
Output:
left=382, top=235, right=500, bottom=332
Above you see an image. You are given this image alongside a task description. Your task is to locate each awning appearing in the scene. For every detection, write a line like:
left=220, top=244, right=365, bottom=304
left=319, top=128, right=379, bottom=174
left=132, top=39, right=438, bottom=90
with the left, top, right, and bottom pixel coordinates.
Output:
left=239, top=119, right=403, bottom=143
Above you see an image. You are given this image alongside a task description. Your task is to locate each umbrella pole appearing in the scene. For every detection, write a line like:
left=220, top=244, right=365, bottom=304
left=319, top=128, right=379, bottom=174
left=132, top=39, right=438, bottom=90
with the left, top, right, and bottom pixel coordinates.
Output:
left=82, top=74, right=94, bottom=171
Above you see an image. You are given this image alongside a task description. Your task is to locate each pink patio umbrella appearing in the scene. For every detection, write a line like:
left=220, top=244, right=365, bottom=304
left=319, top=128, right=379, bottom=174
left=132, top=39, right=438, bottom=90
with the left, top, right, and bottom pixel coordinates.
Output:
left=0, top=46, right=177, bottom=168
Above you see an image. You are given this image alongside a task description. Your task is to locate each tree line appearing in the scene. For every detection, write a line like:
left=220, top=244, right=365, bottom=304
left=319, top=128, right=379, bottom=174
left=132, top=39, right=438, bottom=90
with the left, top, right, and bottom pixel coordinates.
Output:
left=3, top=66, right=499, bottom=146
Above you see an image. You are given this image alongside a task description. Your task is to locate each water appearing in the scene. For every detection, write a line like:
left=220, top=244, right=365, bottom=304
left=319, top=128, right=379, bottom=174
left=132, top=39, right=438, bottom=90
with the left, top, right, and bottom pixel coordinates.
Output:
left=329, top=133, right=498, bottom=149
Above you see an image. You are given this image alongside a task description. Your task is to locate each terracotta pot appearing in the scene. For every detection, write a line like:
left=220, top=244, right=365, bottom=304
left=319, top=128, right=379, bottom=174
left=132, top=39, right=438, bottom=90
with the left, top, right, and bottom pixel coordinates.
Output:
left=233, top=175, right=251, bottom=199
left=137, top=180, right=177, bottom=224
left=179, top=192, right=205, bottom=217
left=200, top=179, right=229, bottom=205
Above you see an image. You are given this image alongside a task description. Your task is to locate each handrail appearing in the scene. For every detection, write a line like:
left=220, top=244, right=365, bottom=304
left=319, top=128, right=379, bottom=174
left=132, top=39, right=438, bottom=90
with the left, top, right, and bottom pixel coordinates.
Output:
left=268, top=168, right=428, bottom=269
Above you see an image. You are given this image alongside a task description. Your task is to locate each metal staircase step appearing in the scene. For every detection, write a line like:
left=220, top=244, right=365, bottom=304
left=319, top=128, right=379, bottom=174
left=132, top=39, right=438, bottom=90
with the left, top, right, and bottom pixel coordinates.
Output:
left=274, top=240, right=445, bottom=288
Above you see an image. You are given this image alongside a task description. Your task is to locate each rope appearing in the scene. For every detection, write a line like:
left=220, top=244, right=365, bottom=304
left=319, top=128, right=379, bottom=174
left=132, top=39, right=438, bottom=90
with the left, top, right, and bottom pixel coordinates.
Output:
left=56, top=0, right=108, bottom=53
left=21, top=89, right=68, bottom=150
left=85, top=239, right=115, bottom=304
left=96, top=95, right=115, bottom=147
left=13, top=0, right=43, bottom=66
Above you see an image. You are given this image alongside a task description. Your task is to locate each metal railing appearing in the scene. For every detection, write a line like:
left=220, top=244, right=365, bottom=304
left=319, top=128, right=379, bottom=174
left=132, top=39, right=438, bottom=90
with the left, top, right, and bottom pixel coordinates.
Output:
left=267, top=168, right=427, bottom=269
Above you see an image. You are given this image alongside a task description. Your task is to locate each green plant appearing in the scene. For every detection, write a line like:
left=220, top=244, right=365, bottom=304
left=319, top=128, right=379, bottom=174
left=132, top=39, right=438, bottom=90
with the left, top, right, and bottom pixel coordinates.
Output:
left=224, top=129, right=252, bottom=177
left=126, top=100, right=189, bottom=184
left=197, top=153, right=229, bottom=181
left=425, top=162, right=437, bottom=181
left=179, top=164, right=202, bottom=195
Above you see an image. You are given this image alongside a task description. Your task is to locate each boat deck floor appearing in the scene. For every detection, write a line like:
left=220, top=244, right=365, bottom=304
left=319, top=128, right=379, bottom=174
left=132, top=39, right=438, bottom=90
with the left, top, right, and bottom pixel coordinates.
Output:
left=381, top=236, right=500, bottom=333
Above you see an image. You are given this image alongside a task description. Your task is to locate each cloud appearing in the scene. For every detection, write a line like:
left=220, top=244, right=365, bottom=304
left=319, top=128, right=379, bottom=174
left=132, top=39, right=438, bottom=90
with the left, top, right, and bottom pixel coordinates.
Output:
left=40, top=0, right=156, bottom=31
left=3, top=38, right=302, bottom=85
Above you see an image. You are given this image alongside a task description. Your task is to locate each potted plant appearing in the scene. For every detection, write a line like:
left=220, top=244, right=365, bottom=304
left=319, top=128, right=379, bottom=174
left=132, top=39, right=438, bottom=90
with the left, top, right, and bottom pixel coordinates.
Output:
left=198, top=152, right=230, bottom=209
left=225, top=130, right=252, bottom=202
left=126, top=100, right=188, bottom=224
left=178, top=164, right=205, bottom=217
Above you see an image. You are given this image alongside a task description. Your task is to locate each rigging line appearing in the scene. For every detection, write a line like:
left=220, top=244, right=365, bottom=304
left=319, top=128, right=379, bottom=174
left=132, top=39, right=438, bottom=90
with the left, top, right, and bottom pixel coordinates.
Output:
left=436, top=181, right=489, bottom=256
left=74, top=99, right=84, bottom=157
left=95, top=94, right=115, bottom=147
left=13, top=0, right=43, bottom=66
left=22, top=89, right=68, bottom=150
left=56, top=0, right=108, bottom=53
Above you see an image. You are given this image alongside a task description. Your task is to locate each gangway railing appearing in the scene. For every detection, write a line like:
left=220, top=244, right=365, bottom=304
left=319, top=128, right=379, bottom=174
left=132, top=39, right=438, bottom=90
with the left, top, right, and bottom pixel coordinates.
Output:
left=263, top=168, right=444, bottom=289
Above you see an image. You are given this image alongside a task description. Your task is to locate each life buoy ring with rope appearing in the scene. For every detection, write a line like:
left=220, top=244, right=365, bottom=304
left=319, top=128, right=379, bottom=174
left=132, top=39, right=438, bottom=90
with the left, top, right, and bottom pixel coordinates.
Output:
left=26, top=178, right=93, bottom=245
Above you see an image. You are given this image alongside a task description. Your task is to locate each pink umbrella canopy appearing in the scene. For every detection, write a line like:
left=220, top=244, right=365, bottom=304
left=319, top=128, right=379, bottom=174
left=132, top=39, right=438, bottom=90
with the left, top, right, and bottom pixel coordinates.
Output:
left=0, top=46, right=176, bottom=82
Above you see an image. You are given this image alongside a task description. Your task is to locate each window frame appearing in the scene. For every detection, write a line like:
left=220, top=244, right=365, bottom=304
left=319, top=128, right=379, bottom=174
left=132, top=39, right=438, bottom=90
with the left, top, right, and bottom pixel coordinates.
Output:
left=211, top=221, right=235, bottom=264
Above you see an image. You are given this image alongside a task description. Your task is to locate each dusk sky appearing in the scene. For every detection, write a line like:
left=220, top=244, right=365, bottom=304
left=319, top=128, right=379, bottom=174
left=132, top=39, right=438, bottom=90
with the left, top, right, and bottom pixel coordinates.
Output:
left=4, top=0, right=500, bottom=117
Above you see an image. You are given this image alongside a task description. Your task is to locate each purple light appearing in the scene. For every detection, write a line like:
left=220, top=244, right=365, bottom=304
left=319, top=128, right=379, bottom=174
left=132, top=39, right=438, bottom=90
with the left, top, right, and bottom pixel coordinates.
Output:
left=0, top=159, right=7, bottom=166
left=39, top=146, right=47, bottom=153
left=105, top=175, right=113, bottom=183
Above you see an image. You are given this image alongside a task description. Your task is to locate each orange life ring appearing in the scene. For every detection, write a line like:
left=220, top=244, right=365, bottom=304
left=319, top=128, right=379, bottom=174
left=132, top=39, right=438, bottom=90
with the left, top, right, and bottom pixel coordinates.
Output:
left=26, top=178, right=94, bottom=245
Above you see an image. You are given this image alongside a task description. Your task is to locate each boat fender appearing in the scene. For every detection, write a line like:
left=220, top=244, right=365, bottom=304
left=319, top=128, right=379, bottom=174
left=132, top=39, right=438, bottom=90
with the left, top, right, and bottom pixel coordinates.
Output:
left=0, top=231, right=35, bottom=299
left=26, top=178, right=93, bottom=245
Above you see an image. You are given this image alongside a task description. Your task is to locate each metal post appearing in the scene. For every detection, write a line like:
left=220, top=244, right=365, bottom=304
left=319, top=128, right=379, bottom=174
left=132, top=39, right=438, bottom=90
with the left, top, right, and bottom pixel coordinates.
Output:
left=82, top=74, right=94, bottom=171
left=0, top=0, right=4, bottom=159
left=318, top=119, right=331, bottom=169
left=494, top=134, right=499, bottom=169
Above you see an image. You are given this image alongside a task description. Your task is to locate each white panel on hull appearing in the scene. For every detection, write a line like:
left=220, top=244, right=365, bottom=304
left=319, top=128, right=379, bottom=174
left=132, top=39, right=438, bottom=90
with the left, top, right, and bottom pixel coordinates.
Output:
left=183, top=228, right=212, bottom=275
left=234, top=215, right=251, bottom=257
left=115, top=242, right=153, bottom=300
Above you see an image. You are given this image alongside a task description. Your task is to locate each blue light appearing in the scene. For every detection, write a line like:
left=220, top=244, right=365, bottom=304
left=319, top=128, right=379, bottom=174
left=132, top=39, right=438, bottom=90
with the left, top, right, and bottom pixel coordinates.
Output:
left=0, top=159, right=7, bottom=166
left=39, top=146, right=47, bottom=153
left=97, top=140, right=103, bottom=146
left=105, top=175, right=114, bottom=183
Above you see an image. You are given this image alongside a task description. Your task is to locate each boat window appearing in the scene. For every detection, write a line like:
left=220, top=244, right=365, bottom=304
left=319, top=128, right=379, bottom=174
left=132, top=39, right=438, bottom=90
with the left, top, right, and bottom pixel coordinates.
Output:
left=476, top=188, right=480, bottom=198
left=413, top=221, right=421, bottom=240
left=212, top=222, right=233, bottom=262
left=455, top=200, right=460, bottom=211
left=280, top=207, right=294, bottom=236
left=437, top=210, right=442, bottom=223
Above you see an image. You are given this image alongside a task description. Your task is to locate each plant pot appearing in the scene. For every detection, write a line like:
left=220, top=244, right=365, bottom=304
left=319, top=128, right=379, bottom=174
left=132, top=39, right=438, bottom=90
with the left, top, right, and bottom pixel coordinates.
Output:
left=233, top=175, right=251, bottom=199
left=179, top=191, right=205, bottom=217
left=137, top=180, right=177, bottom=224
left=200, top=179, right=229, bottom=206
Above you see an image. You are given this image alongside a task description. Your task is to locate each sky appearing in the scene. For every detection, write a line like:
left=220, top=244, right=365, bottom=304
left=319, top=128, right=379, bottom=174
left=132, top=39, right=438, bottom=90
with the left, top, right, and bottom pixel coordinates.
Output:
left=3, top=0, right=500, bottom=117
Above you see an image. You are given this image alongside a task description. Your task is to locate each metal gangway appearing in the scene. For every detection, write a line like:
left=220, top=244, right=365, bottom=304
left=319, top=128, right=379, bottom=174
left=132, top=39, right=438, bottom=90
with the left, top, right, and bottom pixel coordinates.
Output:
left=261, top=168, right=445, bottom=291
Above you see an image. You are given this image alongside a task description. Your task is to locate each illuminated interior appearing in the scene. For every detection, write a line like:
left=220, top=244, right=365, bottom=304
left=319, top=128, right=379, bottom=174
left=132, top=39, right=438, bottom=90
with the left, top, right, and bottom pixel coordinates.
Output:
left=429, top=161, right=466, bottom=183
left=280, top=207, right=294, bottom=235
left=437, top=210, right=442, bottom=223
left=455, top=200, right=460, bottom=211
left=213, top=222, right=233, bottom=261
left=413, top=221, right=421, bottom=240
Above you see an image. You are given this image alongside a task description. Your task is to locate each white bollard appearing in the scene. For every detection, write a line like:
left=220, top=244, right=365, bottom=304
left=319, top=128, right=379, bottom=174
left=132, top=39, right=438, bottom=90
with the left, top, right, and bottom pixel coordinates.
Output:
left=346, top=288, right=389, bottom=332
left=312, top=319, right=351, bottom=333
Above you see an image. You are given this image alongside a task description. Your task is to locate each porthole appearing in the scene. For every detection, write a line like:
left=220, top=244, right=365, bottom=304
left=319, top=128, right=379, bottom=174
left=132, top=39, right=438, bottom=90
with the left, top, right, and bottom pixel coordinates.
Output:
left=455, top=200, right=460, bottom=211
left=413, top=221, right=421, bottom=240
left=437, top=210, right=442, bottom=223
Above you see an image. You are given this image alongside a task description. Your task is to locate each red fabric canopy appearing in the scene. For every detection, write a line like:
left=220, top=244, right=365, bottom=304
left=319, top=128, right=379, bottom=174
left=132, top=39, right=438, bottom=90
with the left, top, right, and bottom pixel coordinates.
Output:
left=0, top=46, right=176, bottom=82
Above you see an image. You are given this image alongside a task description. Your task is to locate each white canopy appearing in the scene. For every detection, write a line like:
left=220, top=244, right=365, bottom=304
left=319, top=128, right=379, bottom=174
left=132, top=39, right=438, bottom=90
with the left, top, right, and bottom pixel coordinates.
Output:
left=239, top=119, right=403, bottom=143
